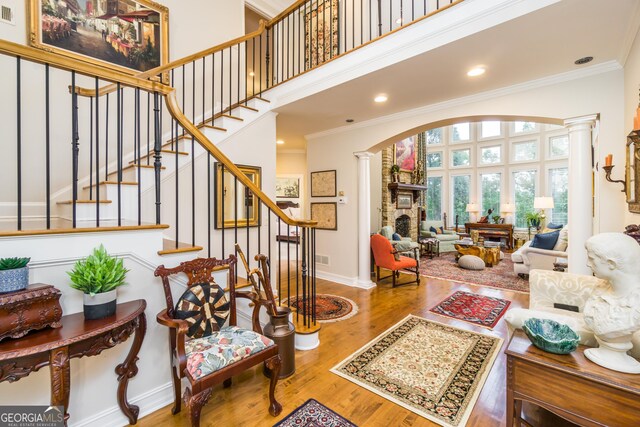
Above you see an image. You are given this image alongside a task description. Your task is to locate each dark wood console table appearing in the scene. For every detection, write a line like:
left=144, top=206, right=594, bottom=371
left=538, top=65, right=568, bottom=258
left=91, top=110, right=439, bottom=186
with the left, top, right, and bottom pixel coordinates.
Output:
left=0, top=299, right=146, bottom=425
left=506, top=330, right=640, bottom=426
left=465, top=222, right=514, bottom=249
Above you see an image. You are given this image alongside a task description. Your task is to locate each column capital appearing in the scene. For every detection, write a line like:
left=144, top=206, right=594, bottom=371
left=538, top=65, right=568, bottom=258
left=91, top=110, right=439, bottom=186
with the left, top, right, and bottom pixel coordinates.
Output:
left=354, top=151, right=375, bottom=159
left=564, top=114, right=599, bottom=128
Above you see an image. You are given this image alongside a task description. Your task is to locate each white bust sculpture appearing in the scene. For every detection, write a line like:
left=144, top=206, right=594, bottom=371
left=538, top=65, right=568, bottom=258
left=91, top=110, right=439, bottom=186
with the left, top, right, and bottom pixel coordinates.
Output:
left=583, top=233, right=640, bottom=373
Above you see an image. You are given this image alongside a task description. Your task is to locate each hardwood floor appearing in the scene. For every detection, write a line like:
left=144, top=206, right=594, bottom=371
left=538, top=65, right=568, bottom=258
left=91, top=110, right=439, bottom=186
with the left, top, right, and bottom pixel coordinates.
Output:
left=138, top=270, right=571, bottom=427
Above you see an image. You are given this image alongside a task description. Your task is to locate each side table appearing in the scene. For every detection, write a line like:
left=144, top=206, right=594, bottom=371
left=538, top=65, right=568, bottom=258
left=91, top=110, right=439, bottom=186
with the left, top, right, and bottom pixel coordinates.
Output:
left=553, top=257, right=568, bottom=272
left=418, top=237, right=439, bottom=259
left=0, top=299, right=147, bottom=424
left=506, top=330, right=640, bottom=426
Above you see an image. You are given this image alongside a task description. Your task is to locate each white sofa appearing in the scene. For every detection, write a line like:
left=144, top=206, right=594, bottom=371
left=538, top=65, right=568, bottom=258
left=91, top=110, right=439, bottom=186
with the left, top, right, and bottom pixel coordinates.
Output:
left=511, top=225, right=568, bottom=275
left=504, top=269, right=640, bottom=359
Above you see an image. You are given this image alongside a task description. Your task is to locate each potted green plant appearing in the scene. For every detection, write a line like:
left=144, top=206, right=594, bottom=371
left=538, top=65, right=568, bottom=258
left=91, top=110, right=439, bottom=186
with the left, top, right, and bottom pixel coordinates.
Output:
left=0, top=257, right=30, bottom=293
left=526, top=211, right=542, bottom=228
left=67, top=245, right=129, bottom=320
left=390, top=164, right=400, bottom=183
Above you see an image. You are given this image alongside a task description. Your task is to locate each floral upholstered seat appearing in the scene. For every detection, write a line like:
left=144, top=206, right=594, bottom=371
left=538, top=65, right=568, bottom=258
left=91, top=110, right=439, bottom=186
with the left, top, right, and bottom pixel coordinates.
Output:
left=185, top=326, right=275, bottom=380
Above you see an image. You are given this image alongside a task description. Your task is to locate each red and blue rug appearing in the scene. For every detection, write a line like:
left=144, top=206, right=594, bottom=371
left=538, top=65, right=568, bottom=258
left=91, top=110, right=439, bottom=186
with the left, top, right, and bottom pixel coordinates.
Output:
left=429, top=290, right=511, bottom=329
left=274, top=398, right=357, bottom=427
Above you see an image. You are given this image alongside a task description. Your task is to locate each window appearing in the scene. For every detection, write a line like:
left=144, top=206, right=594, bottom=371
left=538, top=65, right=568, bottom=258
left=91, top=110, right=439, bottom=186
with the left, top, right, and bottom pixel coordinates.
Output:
left=481, top=121, right=501, bottom=139
left=426, top=176, right=443, bottom=220
left=452, top=148, right=471, bottom=167
left=451, top=123, right=470, bottom=142
left=514, top=121, right=537, bottom=134
left=481, top=173, right=501, bottom=215
left=480, top=145, right=501, bottom=165
left=549, top=167, right=568, bottom=225
left=512, top=140, right=538, bottom=162
left=452, top=175, right=471, bottom=223
left=513, top=170, right=537, bottom=228
left=549, top=135, right=569, bottom=158
left=427, top=128, right=443, bottom=145
left=426, top=152, right=443, bottom=168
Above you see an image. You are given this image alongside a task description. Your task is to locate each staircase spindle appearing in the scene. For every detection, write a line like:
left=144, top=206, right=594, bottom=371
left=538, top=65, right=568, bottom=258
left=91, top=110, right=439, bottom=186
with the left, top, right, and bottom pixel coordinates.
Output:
left=136, top=88, right=142, bottom=226
left=94, top=77, right=100, bottom=227
left=71, top=71, right=79, bottom=228
left=45, top=65, right=51, bottom=229
left=16, top=57, right=21, bottom=231
left=116, top=83, right=122, bottom=226
left=153, top=92, right=162, bottom=225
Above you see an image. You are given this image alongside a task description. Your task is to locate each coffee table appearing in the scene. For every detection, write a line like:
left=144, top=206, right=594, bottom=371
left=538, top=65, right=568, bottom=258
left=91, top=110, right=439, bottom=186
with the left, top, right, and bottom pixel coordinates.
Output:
left=454, top=242, right=501, bottom=267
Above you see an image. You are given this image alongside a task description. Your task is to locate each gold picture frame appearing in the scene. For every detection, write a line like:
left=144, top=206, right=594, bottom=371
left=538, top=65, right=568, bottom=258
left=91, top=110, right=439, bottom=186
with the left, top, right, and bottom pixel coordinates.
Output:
left=393, top=136, right=417, bottom=172
left=215, top=163, right=261, bottom=229
left=310, top=202, right=337, bottom=230
left=29, top=0, right=169, bottom=75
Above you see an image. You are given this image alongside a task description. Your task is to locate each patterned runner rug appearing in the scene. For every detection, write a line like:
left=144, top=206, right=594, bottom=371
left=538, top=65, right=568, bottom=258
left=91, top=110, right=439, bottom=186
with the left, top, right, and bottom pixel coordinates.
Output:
left=429, top=291, right=511, bottom=329
left=274, top=398, right=357, bottom=427
left=419, top=252, right=529, bottom=293
left=285, top=294, right=358, bottom=323
left=331, top=315, right=502, bottom=427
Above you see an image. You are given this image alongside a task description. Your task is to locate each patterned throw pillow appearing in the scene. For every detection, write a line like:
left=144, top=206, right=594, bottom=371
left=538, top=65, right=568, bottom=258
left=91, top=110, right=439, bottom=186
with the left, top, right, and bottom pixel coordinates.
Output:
left=174, top=282, right=230, bottom=338
left=429, top=226, right=438, bottom=234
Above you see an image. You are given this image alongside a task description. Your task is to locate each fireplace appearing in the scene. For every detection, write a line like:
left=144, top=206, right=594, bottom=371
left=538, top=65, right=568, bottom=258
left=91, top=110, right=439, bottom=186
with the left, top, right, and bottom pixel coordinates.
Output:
left=395, top=215, right=411, bottom=238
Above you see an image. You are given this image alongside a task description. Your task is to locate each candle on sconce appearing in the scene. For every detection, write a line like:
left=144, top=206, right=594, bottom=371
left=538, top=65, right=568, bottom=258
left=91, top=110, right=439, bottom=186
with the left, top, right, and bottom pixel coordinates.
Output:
left=605, top=154, right=613, bottom=167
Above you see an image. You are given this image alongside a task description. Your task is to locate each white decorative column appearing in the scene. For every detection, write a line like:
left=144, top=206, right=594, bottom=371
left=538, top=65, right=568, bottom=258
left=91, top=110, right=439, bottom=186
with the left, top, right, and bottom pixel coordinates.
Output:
left=354, top=151, right=376, bottom=289
left=564, top=114, right=598, bottom=275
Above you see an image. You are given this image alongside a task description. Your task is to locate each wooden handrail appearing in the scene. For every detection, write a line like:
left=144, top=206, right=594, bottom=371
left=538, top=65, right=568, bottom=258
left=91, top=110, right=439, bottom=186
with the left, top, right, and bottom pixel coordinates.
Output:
left=163, top=89, right=316, bottom=228
left=0, top=39, right=171, bottom=95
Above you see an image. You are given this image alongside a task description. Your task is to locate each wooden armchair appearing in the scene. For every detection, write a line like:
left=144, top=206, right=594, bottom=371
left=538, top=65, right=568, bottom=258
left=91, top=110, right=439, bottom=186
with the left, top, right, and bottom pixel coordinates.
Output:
left=154, top=256, right=282, bottom=427
left=371, top=234, right=420, bottom=287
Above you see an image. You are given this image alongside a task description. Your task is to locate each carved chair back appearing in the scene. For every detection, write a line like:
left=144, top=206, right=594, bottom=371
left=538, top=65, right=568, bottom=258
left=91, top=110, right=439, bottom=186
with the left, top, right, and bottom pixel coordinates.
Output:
left=154, top=256, right=238, bottom=326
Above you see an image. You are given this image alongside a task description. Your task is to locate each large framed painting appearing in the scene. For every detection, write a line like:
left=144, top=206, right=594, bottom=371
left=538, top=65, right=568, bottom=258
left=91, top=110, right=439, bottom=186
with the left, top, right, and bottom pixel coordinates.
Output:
left=394, top=136, right=417, bottom=172
left=214, top=163, right=261, bottom=229
left=276, top=176, right=300, bottom=198
left=310, top=170, right=336, bottom=197
left=29, top=0, right=169, bottom=74
left=304, top=0, right=339, bottom=69
left=310, top=202, right=337, bottom=230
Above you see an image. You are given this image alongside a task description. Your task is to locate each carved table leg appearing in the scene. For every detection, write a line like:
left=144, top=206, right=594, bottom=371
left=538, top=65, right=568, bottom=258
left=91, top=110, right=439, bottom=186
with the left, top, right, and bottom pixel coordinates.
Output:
left=50, top=346, right=70, bottom=423
left=115, top=312, right=147, bottom=425
left=265, top=355, right=282, bottom=416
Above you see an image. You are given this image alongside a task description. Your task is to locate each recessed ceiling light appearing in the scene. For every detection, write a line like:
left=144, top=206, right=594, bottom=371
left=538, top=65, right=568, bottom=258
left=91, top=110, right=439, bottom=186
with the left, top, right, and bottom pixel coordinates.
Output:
left=574, top=56, right=593, bottom=65
left=249, top=71, right=255, bottom=77
left=374, top=94, right=388, bottom=103
left=276, top=140, right=284, bottom=145
left=467, top=67, right=486, bottom=77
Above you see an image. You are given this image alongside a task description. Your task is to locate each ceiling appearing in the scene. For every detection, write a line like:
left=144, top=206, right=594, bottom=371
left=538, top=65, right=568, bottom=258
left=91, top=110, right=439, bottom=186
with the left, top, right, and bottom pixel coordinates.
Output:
left=274, top=0, right=639, bottom=151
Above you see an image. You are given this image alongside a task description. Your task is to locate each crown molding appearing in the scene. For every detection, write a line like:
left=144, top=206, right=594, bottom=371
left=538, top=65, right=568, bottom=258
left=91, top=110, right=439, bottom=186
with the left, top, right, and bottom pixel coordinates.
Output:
left=618, top=0, right=640, bottom=67
left=306, top=60, right=622, bottom=141
left=245, top=0, right=291, bottom=19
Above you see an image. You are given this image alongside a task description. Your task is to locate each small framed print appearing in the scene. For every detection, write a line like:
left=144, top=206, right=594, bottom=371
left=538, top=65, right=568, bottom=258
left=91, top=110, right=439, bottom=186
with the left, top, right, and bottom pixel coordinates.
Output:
left=310, top=202, right=337, bottom=230
left=396, top=192, right=413, bottom=209
left=310, top=170, right=337, bottom=197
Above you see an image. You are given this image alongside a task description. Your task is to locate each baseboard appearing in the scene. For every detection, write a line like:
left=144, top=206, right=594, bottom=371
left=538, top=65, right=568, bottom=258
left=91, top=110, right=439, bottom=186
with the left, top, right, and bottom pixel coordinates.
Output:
left=71, top=382, right=174, bottom=427
left=316, top=270, right=374, bottom=289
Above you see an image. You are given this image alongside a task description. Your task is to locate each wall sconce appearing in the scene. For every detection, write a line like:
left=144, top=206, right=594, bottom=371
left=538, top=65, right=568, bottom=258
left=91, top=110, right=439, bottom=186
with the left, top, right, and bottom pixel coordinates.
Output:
left=602, top=153, right=627, bottom=193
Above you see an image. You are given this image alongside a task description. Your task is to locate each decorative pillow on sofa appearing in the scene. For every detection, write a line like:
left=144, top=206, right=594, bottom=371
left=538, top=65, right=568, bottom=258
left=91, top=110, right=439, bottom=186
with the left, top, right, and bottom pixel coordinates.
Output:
left=530, top=230, right=560, bottom=250
left=547, top=223, right=563, bottom=229
left=392, top=233, right=402, bottom=241
left=429, top=226, right=438, bottom=234
left=175, top=281, right=230, bottom=339
left=553, top=225, right=569, bottom=251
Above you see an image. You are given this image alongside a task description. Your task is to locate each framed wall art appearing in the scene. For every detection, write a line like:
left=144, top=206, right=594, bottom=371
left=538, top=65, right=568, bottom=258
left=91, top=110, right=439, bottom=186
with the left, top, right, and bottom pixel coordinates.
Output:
left=310, top=202, right=337, bottom=230
left=214, top=163, right=261, bottom=229
left=304, top=0, right=339, bottom=69
left=394, top=136, right=417, bottom=172
left=276, top=176, right=300, bottom=198
left=396, top=192, right=413, bottom=209
left=310, top=170, right=336, bottom=197
left=29, top=0, right=169, bottom=74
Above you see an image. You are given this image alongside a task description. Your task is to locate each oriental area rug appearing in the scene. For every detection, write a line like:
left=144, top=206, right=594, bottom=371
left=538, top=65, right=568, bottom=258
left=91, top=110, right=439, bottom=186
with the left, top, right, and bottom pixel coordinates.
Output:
left=274, top=398, right=357, bottom=427
left=419, top=252, right=529, bottom=293
left=285, top=294, right=358, bottom=323
left=331, top=315, right=502, bottom=427
left=429, top=291, right=511, bottom=329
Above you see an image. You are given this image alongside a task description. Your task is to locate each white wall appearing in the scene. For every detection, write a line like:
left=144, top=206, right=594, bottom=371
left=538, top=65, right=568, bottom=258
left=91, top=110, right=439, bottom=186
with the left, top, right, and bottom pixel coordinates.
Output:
left=307, top=68, right=625, bottom=282
left=624, top=25, right=640, bottom=225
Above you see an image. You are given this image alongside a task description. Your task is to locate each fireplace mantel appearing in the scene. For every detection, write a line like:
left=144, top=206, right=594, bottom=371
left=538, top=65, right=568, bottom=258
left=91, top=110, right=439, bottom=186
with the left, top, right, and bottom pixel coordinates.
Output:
left=387, top=183, right=427, bottom=203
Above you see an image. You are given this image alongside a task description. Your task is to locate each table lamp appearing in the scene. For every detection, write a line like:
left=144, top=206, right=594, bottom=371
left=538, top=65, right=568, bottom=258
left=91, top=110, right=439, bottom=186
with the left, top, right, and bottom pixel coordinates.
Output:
left=534, top=197, right=554, bottom=229
left=466, top=203, right=479, bottom=223
left=500, top=203, right=515, bottom=224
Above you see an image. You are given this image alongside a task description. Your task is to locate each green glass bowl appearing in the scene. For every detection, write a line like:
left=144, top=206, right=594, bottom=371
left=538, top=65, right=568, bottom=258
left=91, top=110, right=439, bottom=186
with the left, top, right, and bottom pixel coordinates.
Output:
left=522, top=318, right=580, bottom=355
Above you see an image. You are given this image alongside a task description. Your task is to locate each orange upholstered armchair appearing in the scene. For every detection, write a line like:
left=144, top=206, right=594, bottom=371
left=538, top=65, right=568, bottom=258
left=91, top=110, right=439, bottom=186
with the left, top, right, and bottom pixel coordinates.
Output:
left=371, top=234, right=420, bottom=287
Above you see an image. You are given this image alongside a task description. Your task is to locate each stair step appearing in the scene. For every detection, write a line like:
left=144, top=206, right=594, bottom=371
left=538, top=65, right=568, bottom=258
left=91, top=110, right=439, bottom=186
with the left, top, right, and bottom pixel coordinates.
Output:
left=197, top=123, right=227, bottom=132
left=221, top=114, right=244, bottom=122
left=0, top=220, right=169, bottom=238
left=237, top=104, right=259, bottom=113
left=158, top=239, right=203, bottom=256
left=107, top=164, right=166, bottom=178
left=129, top=149, right=188, bottom=164
left=83, top=181, right=138, bottom=190
left=254, top=96, right=270, bottom=103
left=57, top=199, right=113, bottom=205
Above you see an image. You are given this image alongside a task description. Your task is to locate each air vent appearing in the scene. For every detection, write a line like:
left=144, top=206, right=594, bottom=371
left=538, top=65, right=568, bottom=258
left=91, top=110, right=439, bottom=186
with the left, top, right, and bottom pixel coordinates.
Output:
left=314, top=254, right=329, bottom=266
left=1, top=4, right=14, bottom=25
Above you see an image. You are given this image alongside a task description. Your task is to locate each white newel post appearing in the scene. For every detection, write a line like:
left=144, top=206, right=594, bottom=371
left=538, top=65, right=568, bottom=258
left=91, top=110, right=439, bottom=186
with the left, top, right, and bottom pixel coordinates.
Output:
left=564, top=114, right=597, bottom=275
left=354, top=151, right=376, bottom=289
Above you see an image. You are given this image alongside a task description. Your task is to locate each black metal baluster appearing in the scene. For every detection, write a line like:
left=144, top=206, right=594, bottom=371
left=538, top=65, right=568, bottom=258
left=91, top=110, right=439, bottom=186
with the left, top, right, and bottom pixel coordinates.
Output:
left=278, top=216, right=282, bottom=306
left=378, top=0, right=382, bottom=36
left=330, top=0, right=334, bottom=58
left=105, top=93, right=109, bottom=180
left=147, top=92, right=150, bottom=165
left=192, top=62, right=196, bottom=247
left=251, top=38, right=255, bottom=98
left=136, top=88, right=141, bottom=225
left=94, top=78, right=100, bottom=227
left=237, top=43, right=240, bottom=108
left=361, top=0, right=364, bottom=46
left=16, top=57, right=22, bottom=230
left=202, top=57, right=206, bottom=125
left=352, top=0, right=355, bottom=50
left=207, top=153, right=211, bottom=257
left=89, top=97, right=93, bottom=201
left=71, top=71, right=79, bottom=228
left=228, top=48, right=232, bottom=115
left=116, top=83, right=122, bottom=227
left=259, top=33, right=263, bottom=95
left=211, top=52, right=215, bottom=125
left=153, top=92, right=162, bottom=225
left=312, top=228, right=316, bottom=325
left=246, top=184, right=250, bottom=269
left=221, top=164, right=225, bottom=257
left=315, top=1, right=319, bottom=66
left=170, top=70, right=175, bottom=150
left=287, top=223, right=290, bottom=308
left=389, top=0, right=392, bottom=33
left=295, top=224, right=299, bottom=314
left=234, top=176, right=238, bottom=281
left=424, top=0, right=427, bottom=16
left=304, top=1, right=308, bottom=69
left=268, top=208, right=272, bottom=265
left=287, top=13, right=290, bottom=80
left=370, top=0, right=373, bottom=41
left=174, top=117, right=179, bottom=246
left=400, top=0, right=404, bottom=27
left=45, top=65, right=51, bottom=229
left=301, top=227, right=306, bottom=324
left=245, top=40, right=249, bottom=103
left=265, top=28, right=270, bottom=89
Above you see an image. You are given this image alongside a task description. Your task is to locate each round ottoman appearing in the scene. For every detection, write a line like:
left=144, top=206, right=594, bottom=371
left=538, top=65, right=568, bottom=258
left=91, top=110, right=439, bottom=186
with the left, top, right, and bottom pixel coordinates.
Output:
left=500, top=251, right=505, bottom=260
left=458, top=255, right=485, bottom=271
